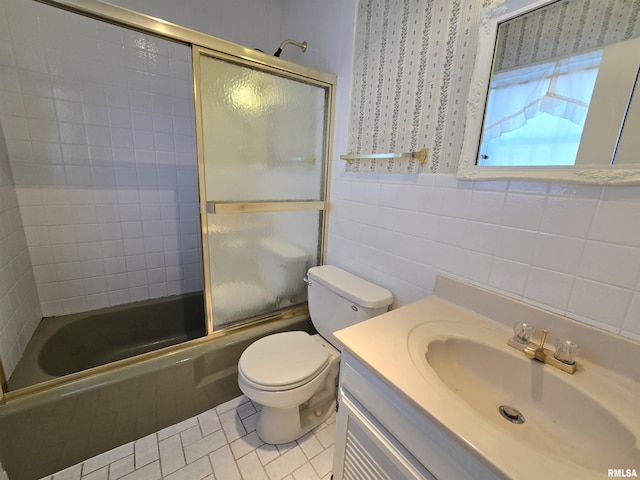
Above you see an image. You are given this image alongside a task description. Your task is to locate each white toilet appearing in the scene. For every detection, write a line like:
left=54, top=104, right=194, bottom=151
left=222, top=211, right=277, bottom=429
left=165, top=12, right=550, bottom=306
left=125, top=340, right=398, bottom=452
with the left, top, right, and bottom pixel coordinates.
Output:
left=238, top=265, right=393, bottom=444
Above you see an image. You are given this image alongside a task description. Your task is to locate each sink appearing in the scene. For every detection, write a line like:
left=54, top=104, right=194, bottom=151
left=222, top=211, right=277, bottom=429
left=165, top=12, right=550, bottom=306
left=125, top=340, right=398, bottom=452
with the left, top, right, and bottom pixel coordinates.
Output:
left=408, top=321, right=640, bottom=472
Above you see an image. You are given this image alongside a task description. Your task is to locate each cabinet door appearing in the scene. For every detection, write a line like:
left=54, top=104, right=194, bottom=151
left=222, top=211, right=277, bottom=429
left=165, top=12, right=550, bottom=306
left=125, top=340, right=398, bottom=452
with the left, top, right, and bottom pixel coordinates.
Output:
left=333, top=392, right=436, bottom=480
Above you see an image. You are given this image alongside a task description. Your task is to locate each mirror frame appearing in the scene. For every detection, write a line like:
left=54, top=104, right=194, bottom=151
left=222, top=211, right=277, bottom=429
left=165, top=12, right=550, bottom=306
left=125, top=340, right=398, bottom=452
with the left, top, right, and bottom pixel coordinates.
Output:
left=457, top=0, right=640, bottom=185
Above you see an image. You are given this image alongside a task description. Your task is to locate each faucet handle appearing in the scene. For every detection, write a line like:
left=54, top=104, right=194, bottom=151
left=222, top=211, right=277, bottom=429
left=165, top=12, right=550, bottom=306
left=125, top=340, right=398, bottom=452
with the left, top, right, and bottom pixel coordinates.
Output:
left=538, top=329, right=549, bottom=350
left=554, top=339, right=579, bottom=365
left=512, top=322, right=533, bottom=343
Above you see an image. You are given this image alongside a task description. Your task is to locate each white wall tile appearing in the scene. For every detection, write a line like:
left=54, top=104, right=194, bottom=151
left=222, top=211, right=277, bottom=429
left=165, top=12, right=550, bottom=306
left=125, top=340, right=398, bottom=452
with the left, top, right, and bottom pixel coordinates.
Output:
left=589, top=200, right=640, bottom=247
left=500, top=193, right=546, bottom=230
left=531, top=233, right=585, bottom=275
left=622, top=293, right=640, bottom=338
left=567, top=279, right=632, bottom=331
left=329, top=172, right=640, bottom=340
left=578, top=241, right=640, bottom=289
left=524, top=267, right=575, bottom=313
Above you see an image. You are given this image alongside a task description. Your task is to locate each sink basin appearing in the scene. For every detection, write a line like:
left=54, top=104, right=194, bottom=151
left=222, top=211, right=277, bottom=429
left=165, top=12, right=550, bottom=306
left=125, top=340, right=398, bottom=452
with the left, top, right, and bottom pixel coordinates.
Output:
left=408, top=321, right=640, bottom=472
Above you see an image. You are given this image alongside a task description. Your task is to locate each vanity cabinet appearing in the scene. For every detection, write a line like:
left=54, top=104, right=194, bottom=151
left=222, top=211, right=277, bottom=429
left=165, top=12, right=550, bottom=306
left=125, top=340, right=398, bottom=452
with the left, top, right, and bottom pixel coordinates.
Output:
left=332, top=352, right=500, bottom=480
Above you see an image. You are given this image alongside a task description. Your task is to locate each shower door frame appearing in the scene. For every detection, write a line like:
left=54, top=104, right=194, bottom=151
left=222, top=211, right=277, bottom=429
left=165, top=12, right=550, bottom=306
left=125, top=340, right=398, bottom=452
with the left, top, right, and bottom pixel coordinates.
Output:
left=192, top=46, right=334, bottom=334
left=1, top=0, right=335, bottom=398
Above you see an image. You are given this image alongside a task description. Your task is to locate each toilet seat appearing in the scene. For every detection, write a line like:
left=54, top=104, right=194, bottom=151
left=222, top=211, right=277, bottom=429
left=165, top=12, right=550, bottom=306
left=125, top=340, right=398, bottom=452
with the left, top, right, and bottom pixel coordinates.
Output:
left=238, top=331, right=329, bottom=391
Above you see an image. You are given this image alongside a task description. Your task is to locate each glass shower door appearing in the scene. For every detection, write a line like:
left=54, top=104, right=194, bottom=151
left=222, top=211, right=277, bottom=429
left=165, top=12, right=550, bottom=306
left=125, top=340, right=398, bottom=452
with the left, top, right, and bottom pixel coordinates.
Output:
left=193, top=47, right=333, bottom=331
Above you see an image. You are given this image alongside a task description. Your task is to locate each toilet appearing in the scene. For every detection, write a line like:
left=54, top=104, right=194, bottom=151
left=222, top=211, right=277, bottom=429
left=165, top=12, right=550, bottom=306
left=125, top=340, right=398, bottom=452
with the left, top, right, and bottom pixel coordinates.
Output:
left=238, top=265, right=393, bottom=444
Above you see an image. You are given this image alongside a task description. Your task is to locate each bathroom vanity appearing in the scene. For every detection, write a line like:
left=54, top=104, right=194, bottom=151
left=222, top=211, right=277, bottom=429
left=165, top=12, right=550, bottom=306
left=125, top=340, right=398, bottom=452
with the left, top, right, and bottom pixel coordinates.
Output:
left=332, top=275, right=640, bottom=479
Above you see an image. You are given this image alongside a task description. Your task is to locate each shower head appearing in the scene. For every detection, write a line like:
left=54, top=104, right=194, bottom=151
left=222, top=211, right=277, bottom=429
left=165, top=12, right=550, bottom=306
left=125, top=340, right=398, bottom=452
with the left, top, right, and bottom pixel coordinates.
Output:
left=273, top=39, right=307, bottom=57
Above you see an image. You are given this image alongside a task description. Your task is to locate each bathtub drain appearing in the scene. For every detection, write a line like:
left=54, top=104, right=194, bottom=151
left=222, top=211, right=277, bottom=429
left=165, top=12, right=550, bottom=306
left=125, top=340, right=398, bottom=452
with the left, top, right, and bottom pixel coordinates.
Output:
left=498, top=405, right=525, bottom=424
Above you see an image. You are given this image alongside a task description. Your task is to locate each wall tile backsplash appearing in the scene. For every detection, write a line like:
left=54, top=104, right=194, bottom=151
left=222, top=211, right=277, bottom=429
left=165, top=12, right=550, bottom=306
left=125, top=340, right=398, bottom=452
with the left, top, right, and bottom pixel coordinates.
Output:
left=328, top=172, right=640, bottom=342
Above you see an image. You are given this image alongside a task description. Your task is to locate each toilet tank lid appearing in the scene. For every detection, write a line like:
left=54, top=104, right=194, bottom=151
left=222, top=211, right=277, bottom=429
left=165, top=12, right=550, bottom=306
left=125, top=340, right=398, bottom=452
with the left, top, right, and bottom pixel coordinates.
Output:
left=307, top=265, right=393, bottom=308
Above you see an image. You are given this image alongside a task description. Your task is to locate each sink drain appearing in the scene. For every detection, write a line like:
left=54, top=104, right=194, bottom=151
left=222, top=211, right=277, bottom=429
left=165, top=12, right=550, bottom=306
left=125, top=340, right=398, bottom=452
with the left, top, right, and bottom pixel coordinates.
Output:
left=499, top=405, right=525, bottom=424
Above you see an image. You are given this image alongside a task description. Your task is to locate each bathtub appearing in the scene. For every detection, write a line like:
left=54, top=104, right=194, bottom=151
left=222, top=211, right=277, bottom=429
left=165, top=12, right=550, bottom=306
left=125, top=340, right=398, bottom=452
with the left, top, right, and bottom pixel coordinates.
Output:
left=0, top=294, right=311, bottom=480
left=9, top=293, right=207, bottom=390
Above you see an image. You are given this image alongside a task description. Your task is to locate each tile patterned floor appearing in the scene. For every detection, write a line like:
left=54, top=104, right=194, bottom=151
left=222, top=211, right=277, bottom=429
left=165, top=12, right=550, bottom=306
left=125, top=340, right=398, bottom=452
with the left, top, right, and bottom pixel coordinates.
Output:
left=42, top=395, right=335, bottom=480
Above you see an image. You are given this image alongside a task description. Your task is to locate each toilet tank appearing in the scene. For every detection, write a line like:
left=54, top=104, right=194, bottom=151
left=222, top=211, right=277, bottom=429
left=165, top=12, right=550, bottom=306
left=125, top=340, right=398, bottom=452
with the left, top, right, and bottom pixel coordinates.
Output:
left=307, top=265, right=393, bottom=349
left=259, top=238, right=309, bottom=299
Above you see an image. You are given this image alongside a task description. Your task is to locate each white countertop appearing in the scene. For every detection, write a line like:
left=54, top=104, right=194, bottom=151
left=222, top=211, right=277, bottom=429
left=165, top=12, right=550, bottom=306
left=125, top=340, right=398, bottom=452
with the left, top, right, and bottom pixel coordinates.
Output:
left=335, top=286, right=640, bottom=480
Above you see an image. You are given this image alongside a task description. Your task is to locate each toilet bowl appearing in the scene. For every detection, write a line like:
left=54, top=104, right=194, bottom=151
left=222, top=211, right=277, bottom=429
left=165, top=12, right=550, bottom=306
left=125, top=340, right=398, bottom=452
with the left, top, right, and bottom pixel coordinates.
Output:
left=238, top=265, right=393, bottom=444
left=238, top=331, right=340, bottom=444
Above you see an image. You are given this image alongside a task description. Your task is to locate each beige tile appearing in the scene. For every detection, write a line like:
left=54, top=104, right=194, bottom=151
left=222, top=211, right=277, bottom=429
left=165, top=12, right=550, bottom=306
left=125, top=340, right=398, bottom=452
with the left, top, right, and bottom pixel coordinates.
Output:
left=275, top=441, right=297, bottom=455
left=310, top=447, right=333, bottom=478
left=81, top=466, right=107, bottom=480
left=118, top=462, right=161, bottom=480
left=196, top=409, right=221, bottom=437
left=163, top=457, right=212, bottom=480
left=108, top=455, right=134, bottom=480
left=264, top=446, right=306, bottom=480
left=292, top=463, right=321, bottom=480
left=183, top=429, right=227, bottom=464
left=219, top=409, right=246, bottom=443
left=313, top=423, right=336, bottom=449
left=236, top=451, right=269, bottom=480
left=255, top=443, right=281, bottom=466
left=296, top=432, right=323, bottom=460
left=209, top=445, right=241, bottom=480
left=230, top=431, right=264, bottom=459
left=134, top=434, right=158, bottom=469
left=180, top=425, right=203, bottom=447
left=159, top=435, right=185, bottom=476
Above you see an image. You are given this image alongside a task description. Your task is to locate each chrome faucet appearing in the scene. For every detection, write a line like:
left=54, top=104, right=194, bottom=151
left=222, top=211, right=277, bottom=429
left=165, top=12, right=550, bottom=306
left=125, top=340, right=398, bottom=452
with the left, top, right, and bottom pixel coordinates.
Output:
left=507, top=323, right=577, bottom=374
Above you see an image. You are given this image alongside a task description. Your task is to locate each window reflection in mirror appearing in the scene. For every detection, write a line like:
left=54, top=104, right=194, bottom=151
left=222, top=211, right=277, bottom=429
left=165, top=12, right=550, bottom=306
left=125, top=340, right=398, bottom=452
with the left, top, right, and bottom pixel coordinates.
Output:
left=477, top=0, right=640, bottom=168
left=479, top=49, right=602, bottom=166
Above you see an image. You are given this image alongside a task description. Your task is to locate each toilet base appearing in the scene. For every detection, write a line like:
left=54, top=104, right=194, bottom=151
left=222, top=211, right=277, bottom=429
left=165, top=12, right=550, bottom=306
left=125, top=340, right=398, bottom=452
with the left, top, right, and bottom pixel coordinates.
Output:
left=256, top=395, right=336, bottom=445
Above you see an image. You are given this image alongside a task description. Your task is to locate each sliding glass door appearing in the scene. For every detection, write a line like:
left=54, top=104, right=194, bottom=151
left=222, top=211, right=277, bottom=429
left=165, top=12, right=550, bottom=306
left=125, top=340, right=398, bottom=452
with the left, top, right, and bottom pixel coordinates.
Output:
left=193, top=47, right=334, bottom=331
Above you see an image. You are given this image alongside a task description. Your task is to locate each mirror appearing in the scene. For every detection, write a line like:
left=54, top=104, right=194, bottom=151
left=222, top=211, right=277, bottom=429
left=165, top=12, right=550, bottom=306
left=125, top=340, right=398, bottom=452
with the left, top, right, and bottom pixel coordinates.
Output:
left=458, top=0, right=640, bottom=184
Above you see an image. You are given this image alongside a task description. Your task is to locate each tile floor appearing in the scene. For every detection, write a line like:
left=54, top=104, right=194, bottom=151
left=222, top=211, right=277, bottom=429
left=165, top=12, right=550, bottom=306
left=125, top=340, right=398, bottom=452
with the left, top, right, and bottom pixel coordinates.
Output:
left=42, top=395, right=335, bottom=480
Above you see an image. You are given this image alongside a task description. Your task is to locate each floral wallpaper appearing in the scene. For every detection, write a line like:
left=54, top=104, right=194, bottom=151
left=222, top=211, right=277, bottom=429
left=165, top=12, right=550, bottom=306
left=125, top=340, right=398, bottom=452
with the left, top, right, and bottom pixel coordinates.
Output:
left=347, top=0, right=481, bottom=173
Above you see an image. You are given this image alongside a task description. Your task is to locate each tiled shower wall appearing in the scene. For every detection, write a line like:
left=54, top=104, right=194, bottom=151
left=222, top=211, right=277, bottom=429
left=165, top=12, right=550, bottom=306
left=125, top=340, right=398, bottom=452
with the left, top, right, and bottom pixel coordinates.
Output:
left=327, top=0, right=640, bottom=341
left=0, top=120, right=41, bottom=376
